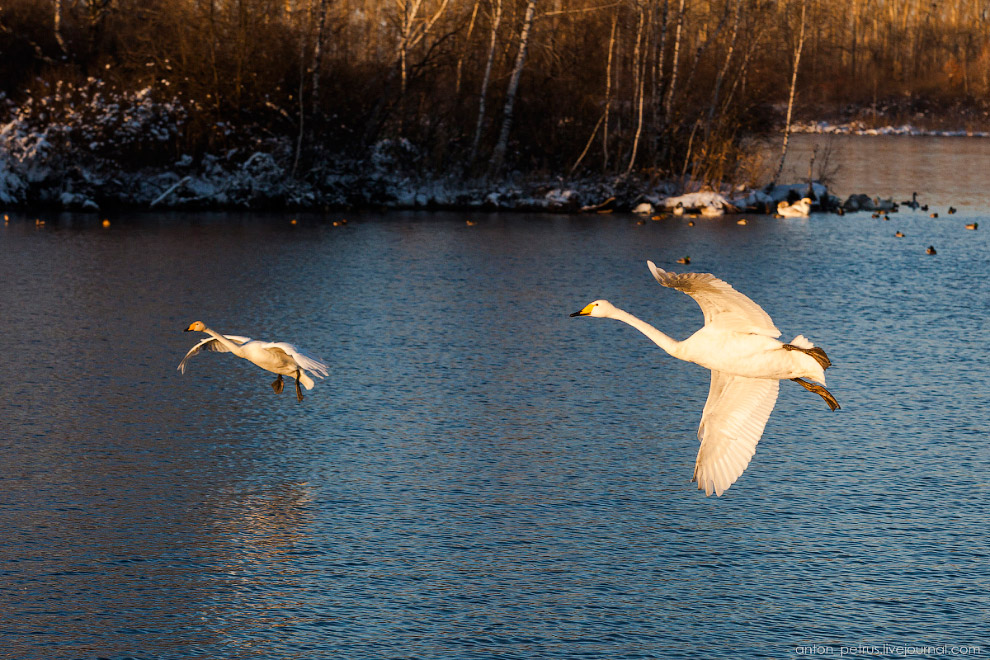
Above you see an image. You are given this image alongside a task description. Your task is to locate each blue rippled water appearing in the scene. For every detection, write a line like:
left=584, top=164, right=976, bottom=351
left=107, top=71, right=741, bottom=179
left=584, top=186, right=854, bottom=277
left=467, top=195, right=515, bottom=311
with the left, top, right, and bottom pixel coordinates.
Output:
left=2, top=158, right=989, bottom=657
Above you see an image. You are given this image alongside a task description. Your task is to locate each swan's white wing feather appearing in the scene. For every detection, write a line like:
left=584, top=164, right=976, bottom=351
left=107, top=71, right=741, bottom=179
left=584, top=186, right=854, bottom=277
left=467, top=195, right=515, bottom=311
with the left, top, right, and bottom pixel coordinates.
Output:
left=647, top=261, right=780, bottom=337
left=177, top=335, right=252, bottom=373
left=693, top=372, right=779, bottom=496
left=263, top=342, right=330, bottom=379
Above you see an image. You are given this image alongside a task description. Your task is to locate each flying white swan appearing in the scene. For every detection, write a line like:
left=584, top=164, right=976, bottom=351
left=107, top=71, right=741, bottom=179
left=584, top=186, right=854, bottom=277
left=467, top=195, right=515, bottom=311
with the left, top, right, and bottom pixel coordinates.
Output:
left=570, top=262, right=839, bottom=496
left=178, top=321, right=329, bottom=401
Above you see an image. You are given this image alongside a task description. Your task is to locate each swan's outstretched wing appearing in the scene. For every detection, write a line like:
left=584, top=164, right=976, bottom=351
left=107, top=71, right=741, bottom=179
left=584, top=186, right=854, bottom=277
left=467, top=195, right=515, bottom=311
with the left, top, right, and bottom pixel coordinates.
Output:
left=177, top=335, right=251, bottom=373
left=647, top=261, right=780, bottom=337
left=693, top=372, right=779, bottom=496
left=264, top=342, right=330, bottom=379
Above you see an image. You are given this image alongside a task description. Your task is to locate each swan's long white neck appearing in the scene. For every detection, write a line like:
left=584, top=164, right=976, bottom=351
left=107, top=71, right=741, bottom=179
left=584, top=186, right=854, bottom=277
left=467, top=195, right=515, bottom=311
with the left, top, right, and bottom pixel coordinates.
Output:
left=204, top=327, right=245, bottom=356
left=605, top=307, right=682, bottom=357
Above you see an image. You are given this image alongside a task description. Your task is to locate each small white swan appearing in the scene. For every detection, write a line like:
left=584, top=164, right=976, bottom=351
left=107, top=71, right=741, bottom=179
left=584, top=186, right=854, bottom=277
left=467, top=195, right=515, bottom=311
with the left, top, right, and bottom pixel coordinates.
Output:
left=776, top=197, right=812, bottom=218
left=178, top=321, right=329, bottom=401
left=571, top=262, right=838, bottom=497
left=701, top=202, right=725, bottom=217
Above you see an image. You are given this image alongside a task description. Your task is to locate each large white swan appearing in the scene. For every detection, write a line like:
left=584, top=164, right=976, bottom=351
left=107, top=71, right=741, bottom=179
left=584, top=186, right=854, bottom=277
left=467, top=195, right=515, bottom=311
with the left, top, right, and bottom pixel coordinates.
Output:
left=178, top=321, right=329, bottom=401
left=776, top=197, right=812, bottom=217
left=570, top=262, right=838, bottom=496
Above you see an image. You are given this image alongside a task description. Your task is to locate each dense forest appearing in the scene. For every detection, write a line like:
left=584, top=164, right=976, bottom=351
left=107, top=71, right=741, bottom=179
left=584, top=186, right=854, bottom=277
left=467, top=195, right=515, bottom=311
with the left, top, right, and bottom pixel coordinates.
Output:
left=2, top=0, right=990, bottom=208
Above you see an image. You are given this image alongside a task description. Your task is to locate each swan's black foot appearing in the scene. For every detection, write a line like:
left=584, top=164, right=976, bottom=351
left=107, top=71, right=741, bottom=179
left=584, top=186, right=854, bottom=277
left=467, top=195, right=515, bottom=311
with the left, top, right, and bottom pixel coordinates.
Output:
left=272, top=375, right=284, bottom=394
left=791, top=378, right=840, bottom=411
left=295, top=370, right=303, bottom=402
left=783, top=343, right=832, bottom=370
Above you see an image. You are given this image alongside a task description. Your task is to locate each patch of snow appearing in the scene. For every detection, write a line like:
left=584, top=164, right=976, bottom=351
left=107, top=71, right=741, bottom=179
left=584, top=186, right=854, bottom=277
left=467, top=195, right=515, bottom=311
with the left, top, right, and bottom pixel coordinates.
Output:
left=792, top=120, right=990, bottom=138
left=661, top=191, right=731, bottom=213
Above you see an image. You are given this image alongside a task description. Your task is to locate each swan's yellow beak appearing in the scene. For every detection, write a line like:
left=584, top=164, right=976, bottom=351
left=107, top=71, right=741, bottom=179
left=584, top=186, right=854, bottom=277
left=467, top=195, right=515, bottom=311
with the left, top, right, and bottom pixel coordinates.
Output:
left=184, top=323, right=196, bottom=332
left=570, top=303, right=595, bottom=317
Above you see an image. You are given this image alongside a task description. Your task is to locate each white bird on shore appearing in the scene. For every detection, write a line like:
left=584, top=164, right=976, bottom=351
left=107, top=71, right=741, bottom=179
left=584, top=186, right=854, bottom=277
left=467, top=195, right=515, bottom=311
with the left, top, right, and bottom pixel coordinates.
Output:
left=701, top=202, right=725, bottom=217
left=776, top=197, right=812, bottom=217
left=570, top=262, right=838, bottom=497
left=178, top=321, right=329, bottom=401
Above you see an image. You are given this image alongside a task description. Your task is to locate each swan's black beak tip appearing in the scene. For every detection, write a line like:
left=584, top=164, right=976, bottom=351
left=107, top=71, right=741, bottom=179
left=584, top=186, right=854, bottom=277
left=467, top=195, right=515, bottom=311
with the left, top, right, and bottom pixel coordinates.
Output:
left=569, top=311, right=582, bottom=317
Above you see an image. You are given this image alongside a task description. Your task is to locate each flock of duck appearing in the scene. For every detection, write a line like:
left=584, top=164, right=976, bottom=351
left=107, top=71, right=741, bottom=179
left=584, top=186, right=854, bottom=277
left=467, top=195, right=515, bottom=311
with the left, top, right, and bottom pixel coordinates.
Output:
left=881, top=193, right=975, bottom=255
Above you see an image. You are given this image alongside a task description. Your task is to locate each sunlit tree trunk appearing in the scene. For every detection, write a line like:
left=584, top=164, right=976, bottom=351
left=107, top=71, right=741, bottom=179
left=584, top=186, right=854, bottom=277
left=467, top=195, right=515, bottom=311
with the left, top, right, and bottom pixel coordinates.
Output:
left=396, top=0, right=422, bottom=98
left=310, top=0, right=330, bottom=117
left=652, top=0, right=669, bottom=161
left=455, top=0, right=481, bottom=96
left=706, top=0, right=741, bottom=134
left=470, top=0, right=503, bottom=163
left=490, top=0, right=537, bottom=177
left=625, top=4, right=647, bottom=176
left=602, top=10, right=618, bottom=172
left=772, top=0, right=807, bottom=187
left=663, top=0, right=686, bottom=119
left=54, top=0, right=67, bottom=57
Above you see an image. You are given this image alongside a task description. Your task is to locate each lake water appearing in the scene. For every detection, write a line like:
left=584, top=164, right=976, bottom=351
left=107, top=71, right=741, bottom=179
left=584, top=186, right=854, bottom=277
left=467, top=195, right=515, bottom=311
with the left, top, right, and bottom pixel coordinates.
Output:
left=2, top=137, right=989, bottom=658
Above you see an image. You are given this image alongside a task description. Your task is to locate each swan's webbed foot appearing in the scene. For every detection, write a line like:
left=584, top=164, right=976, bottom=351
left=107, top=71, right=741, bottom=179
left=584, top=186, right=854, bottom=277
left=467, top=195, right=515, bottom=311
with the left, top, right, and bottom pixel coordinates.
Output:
left=783, top=344, right=832, bottom=370
left=791, top=378, right=840, bottom=411
left=271, top=375, right=284, bottom=394
left=295, top=370, right=303, bottom=402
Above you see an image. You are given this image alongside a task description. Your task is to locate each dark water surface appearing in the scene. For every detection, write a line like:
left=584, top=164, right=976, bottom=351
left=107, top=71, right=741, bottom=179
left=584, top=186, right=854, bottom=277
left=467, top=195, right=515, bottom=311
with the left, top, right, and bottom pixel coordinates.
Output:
left=2, top=163, right=989, bottom=657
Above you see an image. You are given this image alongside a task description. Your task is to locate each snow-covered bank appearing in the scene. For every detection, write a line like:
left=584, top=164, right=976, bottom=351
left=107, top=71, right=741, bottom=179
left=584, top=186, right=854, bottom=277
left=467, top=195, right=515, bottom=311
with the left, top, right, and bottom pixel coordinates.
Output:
left=791, top=120, right=990, bottom=137
left=0, top=83, right=902, bottom=215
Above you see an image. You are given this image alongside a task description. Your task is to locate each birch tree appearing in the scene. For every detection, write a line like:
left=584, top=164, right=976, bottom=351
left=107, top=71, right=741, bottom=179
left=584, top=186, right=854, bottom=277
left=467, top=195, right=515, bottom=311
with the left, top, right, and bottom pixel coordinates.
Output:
left=470, top=0, right=503, bottom=163
left=54, top=0, right=68, bottom=57
left=772, top=0, right=807, bottom=187
left=490, top=0, right=537, bottom=177
left=625, top=2, right=647, bottom=175
left=662, top=0, right=686, bottom=119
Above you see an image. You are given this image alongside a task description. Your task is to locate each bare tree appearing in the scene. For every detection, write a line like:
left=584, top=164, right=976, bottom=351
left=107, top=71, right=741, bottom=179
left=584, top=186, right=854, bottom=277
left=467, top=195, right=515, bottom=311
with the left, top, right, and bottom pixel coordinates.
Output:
left=311, top=0, right=330, bottom=117
left=625, top=2, right=647, bottom=175
left=470, top=0, right=503, bottom=163
left=662, top=0, right=686, bottom=119
left=772, top=0, right=808, bottom=187
left=395, top=0, right=451, bottom=97
left=54, top=0, right=68, bottom=57
left=490, top=0, right=537, bottom=177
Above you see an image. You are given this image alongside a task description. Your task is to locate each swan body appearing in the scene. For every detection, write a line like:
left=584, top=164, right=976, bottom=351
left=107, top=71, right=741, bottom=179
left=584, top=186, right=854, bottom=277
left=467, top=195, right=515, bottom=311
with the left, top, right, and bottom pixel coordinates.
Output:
left=178, top=321, right=329, bottom=401
left=701, top=203, right=724, bottom=217
left=776, top=197, right=812, bottom=217
left=571, top=262, right=838, bottom=497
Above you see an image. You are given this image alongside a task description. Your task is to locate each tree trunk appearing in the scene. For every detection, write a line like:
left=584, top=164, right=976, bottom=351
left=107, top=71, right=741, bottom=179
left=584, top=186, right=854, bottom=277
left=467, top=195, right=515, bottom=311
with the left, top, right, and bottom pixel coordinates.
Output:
left=54, top=0, right=67, bottom=57
left=772, top=0, right=807, bottom=187
left=310, top=0, right=330, bottom=117
left=455, top=0, right=481, bottom=96
left=706, top=0, right=741, bottom=134
left=663, top=0, right=687, bottom=119
left=490, top=0, right=537, bottom=177
left=625, top=5, right=647, bottom=176
left=602, top=10, right=618, bottom=172
left=470, top=0, right=503, bottom=163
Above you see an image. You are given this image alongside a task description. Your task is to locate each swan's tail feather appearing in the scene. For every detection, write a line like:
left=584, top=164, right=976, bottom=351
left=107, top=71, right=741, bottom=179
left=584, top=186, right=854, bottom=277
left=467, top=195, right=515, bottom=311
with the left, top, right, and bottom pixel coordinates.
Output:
left=783, top=340, right=832, bottom=370
left=298, top=372, right=316, bottom=390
